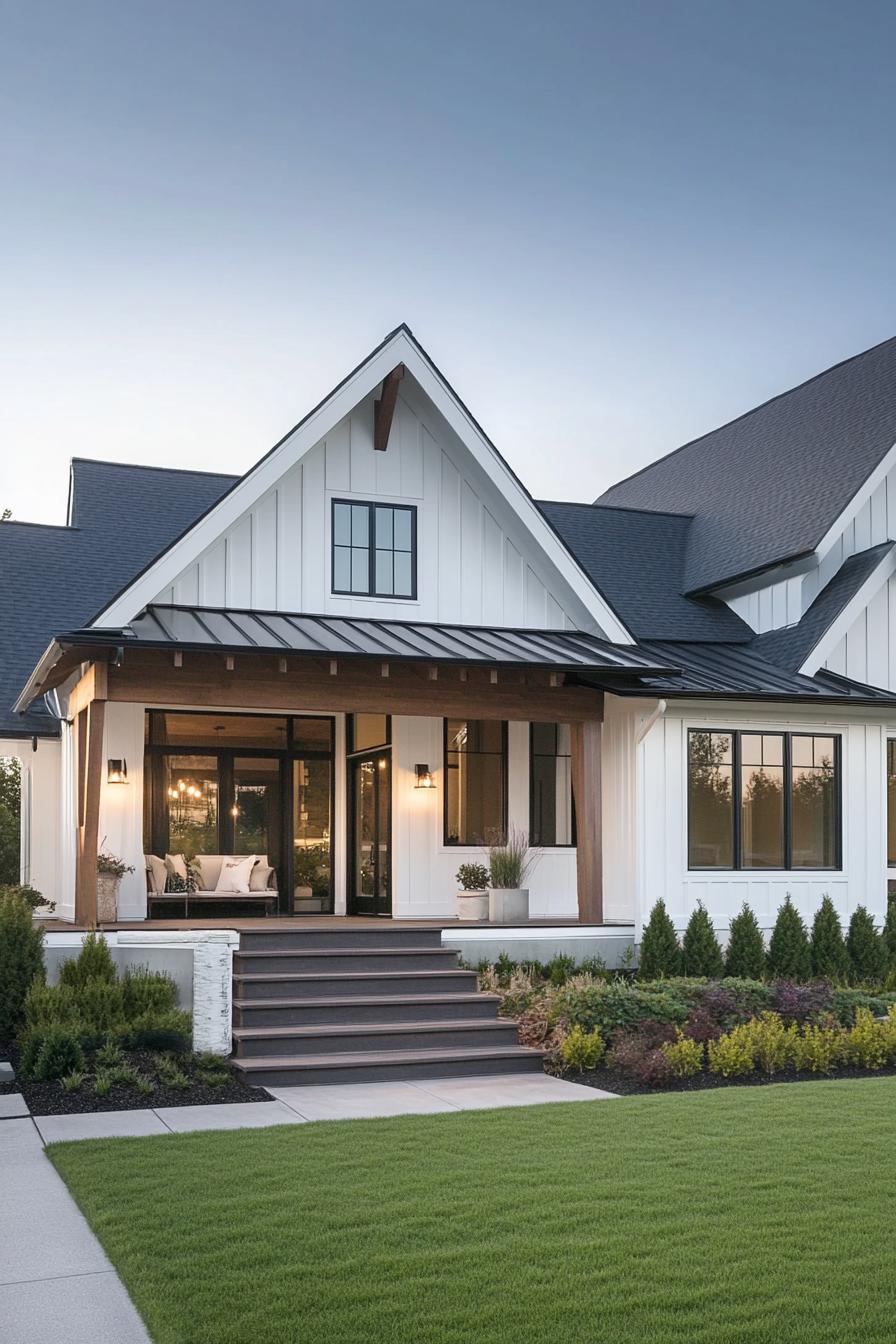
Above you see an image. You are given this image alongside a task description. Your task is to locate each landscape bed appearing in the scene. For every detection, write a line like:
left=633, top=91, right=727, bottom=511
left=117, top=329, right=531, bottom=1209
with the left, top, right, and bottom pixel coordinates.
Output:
left=49, top=1081, right=896, bottom=1344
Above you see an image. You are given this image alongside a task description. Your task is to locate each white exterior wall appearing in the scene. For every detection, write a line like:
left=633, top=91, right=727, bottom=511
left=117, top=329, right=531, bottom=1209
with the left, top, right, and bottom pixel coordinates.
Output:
left=635, top=698, right=896, bottom=937
left=2, top=736, right=61, bottom=908
left=156, top=385, right=583, bottom=632
left=725, top=575, right=803, bottom=634
left=824, top=575, right=896, bottom=689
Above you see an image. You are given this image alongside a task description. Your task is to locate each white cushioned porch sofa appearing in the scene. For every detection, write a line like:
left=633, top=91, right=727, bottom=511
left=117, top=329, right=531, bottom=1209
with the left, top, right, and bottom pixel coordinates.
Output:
left=144, top=853, right=279, bottom=918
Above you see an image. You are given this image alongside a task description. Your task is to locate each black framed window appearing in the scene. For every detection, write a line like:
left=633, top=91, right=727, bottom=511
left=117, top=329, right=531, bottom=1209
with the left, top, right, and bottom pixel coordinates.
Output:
left=332, top=500, right=416, bottom=598
left=530, top=723, right=576, bottom=847
left=888, top=741, right=896, bottom=869
left=688, top=729, right=840, bottom=871
left=444, top=719, right=507, bottom=845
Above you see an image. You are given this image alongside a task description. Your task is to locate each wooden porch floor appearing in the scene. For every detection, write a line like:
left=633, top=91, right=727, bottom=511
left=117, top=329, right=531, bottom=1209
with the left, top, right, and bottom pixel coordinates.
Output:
left=41, top=917, right=634, bottom=932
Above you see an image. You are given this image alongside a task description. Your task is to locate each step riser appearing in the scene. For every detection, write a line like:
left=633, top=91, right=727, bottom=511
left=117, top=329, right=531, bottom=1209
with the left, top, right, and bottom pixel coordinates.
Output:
left=239, top=929, right=445, bottom=951
left=234, top=951, right=458, bottom=975
left=233, top=1053, right=545, bottom=1087
left=234, top=1024, right=520, bottom=1058
left=234, top=973, right=479, bottom=1000
left=233, top=998, right=500, bottom=1027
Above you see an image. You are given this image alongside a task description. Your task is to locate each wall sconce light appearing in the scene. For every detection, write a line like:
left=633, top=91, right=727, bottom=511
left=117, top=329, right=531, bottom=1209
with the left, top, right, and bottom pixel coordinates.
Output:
left=414, top=763, right=435, bottom=789
left=107, top=759, right=128, bottom=784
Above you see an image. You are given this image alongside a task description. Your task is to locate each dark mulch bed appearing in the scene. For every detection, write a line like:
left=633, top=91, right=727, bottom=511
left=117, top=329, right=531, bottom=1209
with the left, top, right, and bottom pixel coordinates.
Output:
left=569, top=1063, right=896, bottom=1096
left=0, top=1039, right=273, bottom=1115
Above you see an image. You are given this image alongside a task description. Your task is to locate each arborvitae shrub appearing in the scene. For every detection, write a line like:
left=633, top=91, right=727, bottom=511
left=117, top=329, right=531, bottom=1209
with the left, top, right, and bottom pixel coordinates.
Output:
left=766, top=896, right=811, bottom=982
left=724, top=904, right=766, bottom=979
left=638, top=900, right=681, bottom=979
left=847, top=906, right=889, bottom=986
left=883, top=889, right=896, bottom=971
left=59, top=931, right=116, bottom=989
left=0, top=892, right=44, bottom=1039
left=810, top=896, right=850, bottom=982
left=681, top=904, right=724, bottom=978
left=31, top=1025, right=85, bottom=1080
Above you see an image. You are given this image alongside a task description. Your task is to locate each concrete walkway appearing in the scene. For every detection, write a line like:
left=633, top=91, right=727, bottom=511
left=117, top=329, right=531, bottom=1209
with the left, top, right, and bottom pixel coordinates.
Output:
left=28, top=1073, right=615, bottom=1139
left=0, top=1117, right=150, bottom=1344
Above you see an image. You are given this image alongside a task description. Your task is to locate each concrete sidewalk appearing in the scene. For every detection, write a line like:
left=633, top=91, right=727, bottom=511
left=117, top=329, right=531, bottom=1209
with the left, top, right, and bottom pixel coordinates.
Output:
left=0, top=1117, right=150, bottom=1344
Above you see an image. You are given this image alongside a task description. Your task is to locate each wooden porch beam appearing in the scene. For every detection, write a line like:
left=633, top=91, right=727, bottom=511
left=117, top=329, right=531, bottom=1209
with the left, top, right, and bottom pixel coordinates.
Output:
left=74, top=689, right=106, bottom=927
left=570, top=719, right=603, bottom=924
left=374, top=364, right=405, bottom=451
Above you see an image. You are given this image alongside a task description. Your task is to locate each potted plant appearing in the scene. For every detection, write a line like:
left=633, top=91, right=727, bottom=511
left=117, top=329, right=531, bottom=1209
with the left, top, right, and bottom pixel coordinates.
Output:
left=96, top=844, right=135, bottom=922
left=293, top=843, right=328, bottom=913
left=486, top=826, right=537, bottom=924
left=455, top=863, right=490, bottom=921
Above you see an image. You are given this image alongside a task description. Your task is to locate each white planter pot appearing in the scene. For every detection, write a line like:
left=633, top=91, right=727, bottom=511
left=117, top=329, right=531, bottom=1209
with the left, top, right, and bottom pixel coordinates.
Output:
left=456, top=891, right=489, bottom=921
left=96, top=873, right=121, bottom=923
left=487, top=888, right=529, bottom=924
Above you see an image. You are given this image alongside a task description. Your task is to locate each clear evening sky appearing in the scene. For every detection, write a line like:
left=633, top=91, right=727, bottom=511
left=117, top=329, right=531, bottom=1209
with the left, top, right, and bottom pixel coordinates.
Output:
left=3, top=0, right=894, bottom=525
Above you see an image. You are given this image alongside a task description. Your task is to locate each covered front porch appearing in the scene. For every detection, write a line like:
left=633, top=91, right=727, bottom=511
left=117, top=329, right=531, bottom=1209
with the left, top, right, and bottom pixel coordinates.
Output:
left=18, top=605, right=672, bottom=926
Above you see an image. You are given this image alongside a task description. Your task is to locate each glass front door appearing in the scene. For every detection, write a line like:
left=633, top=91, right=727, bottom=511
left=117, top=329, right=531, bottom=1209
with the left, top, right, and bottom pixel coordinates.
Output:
left=350, top=751, right=391, bottom=916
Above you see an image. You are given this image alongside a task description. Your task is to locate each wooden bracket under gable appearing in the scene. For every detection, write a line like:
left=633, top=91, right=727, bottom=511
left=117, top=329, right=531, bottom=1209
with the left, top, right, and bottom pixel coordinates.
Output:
left=374, top=364, right=405, bottom=451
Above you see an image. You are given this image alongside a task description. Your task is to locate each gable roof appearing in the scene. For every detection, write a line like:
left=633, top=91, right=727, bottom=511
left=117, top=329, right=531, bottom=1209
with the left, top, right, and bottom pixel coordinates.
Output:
left=0, top=461, right=235, bottom=736
left=750, top=541, right=896, bottom=673
left=89, top=325, right=635, bottom=643
left=597, top=335, right=896, bottom=594
left=537, top=500, right=752, bottom=642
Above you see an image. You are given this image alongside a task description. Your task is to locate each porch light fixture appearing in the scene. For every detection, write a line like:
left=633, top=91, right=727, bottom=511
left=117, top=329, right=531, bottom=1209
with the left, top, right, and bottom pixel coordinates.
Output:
left=414, top=763, right=435, bottom=789
left=107, top=759, right=128, bottom=784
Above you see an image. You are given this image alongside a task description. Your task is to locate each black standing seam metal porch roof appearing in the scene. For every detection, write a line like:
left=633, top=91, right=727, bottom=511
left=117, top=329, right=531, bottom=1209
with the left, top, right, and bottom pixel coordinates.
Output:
left=50, top=604, right=682, bottom=675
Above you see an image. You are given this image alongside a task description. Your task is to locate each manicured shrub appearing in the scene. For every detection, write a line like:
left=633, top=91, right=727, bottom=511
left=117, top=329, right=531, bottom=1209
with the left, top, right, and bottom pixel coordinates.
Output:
left=845, top=1007, right=888, bottom=1069
left=77, top=979, right=125, bottom=1033
left=577, top=955, right=607, bottom=978
left=724, top=904, right=766, bottom=980
left=638, top=900, right=680, bottom=979
left=546, top=954, right=576, bottom=987
left=766, top=896, right=812, bottom=981
left=714, top=978, right=772, bottom=1021
left=706, top=1025, right=755, bottom=1077
left=121, top=966, right=179, bottom=1018
left=768, top=979, right=834, bottom=1025
left=810, top=896, right=850, bottom=982
left=605, top=1033, right=674, bottom=1087
left=554, top=979, right=690, bottom=1035
left=30, top=1025, right=85, bottom=1080
left=58, top=932, right=116, bottom=989
left=0, top=890, right=45, bottom=1039
left=681, top=904, right=724, bottom=979
left=847, top=906, right=888, bottom=986
left=742, top=1012, right=790, bottom=1075
left=682, top=1008, right=723, bottom=1043
left=830, top=987, right=892, bottom=1026
left=24, top=981, right=80, bottom=1029
left=661, top=1029, right=703, bottom=1078
left=122, top=1009, right=192, bottom=1052
left=789, top=1022, right=845, bottom=1074
left=561, top=1025, right=605, bottom=1070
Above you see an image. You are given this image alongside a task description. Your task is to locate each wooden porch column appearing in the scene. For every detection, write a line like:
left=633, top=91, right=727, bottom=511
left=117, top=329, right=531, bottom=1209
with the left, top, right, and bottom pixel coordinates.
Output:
left=570, top=718, right=603, bottom=925
left=73, top=664, right=107, bottom=926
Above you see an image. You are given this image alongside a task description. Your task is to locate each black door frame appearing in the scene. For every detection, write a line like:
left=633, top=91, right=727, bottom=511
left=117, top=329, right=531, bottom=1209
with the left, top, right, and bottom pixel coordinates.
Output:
left=347, top=748, right=392, bottom=916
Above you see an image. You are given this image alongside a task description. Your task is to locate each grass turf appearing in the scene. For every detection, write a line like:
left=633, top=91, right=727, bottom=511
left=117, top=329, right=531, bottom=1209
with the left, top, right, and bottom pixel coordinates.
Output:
left=48, top=1080, right=896, bottom=1344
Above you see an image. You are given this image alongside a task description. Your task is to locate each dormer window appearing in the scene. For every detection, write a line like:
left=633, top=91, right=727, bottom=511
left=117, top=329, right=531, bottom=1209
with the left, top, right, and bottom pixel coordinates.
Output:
left=331, top=500, right=417, bottom=599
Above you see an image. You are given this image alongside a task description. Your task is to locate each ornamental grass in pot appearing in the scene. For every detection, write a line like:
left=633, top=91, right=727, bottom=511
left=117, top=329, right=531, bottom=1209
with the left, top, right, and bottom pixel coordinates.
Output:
left=486, top=827, right=538, bottom=924
left=455, top=864, right=490, bottom=921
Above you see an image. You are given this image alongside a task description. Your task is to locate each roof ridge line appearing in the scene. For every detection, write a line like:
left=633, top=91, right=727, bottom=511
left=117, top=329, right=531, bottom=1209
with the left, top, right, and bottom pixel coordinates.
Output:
left=70, top=457, right=240, bottom=480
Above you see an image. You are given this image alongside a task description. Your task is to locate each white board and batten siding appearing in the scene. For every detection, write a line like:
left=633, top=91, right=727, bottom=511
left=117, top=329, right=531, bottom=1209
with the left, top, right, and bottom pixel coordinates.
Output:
left=155, top=386, right=586, bottom=633
left=634, top=700, right=895, bottom=938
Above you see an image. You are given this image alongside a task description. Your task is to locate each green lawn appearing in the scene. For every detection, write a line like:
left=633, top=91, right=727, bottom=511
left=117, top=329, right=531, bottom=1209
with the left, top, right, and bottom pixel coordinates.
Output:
left=49, top=1081, right=896, bottom=1344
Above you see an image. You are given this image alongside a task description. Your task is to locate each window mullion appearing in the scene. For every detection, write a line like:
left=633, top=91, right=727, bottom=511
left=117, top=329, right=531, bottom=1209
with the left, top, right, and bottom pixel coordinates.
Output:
left=784, top=734, right=793, bottom=870
left=733, top=731, right=741, bottom=870
left=368, top=504, right=376, bottom=596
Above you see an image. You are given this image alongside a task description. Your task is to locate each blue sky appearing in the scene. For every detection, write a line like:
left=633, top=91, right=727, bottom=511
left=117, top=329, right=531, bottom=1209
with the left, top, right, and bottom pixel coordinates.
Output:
left=3, top=0, right=894, bottom=524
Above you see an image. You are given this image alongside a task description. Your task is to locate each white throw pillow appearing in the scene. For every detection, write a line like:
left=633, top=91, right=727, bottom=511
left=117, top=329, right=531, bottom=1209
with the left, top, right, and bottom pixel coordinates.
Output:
left=249, top=863, right=274, bottom=893
left=146, top=855, right=168, bottom=895
left=214, top=855, right=257, bottom=895
left=165, top=853, right=188, bottom=881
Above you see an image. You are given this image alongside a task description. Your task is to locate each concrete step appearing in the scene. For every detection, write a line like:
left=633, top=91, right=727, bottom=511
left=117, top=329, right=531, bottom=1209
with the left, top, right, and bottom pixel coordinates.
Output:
left=231, top=1044, right=545, bottom=1087
left=232, top=1018, right=521, bottom=1058
left=233, top=947, right=460, bottom=976
left=239, top=926, right=445, bottom=951
left=233, top=968, right=481, bottom=1000
left=232, top=992, right=501, bottom=1028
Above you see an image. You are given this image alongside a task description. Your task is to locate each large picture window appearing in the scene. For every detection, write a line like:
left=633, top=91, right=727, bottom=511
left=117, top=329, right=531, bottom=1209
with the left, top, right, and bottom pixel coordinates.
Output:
left=444, top=719, right=507, bottom=846
left=888, top=741, right=896, bottom=869
left=688, top=729, right=840, bottom=871
left=530, top=723, right=575, bottom=847
left=332, top=500, right=416, bottom=598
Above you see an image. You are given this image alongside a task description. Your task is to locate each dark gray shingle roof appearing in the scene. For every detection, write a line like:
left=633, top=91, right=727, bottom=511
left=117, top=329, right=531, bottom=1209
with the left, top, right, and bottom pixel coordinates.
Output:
left=1, top=461, right=236, bottom=736
left=537, top=500, right=752, bottom=641
left=750, top=542, right=895, bottom=672
left=597, top=336, right=896, bottom=594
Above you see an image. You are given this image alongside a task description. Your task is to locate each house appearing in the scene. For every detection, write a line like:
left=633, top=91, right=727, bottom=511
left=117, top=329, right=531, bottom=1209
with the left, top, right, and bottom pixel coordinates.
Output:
left=5, top=324, right=896, bottom=950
